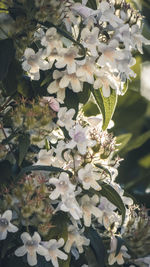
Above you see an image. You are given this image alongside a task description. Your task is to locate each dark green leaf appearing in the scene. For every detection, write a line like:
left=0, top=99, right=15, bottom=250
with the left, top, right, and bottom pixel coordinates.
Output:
left=100, top=182, right=126, bottom=225
left=17, top=165, right=72, bottom=179
left=124, top=130, right=150, bottom=153
left=85, top=227, right=105, bottom=267
left=92, top=88, right=118, bottom=131
left=0, top=39, right=14, bottom=80
left=115, top=236, right=124, bottom=257
left=0, top=160, right=12, bottom=186
left=116, top=133, right=132, bottom=152
left=3, top=59, right=22, bottom=96
left=83, top=101, right=99, bottom=117
left=18, top=134, right=30, bottom=166
left=78, top=82, right=91, bottom=104
left=64, top=88, right=79, bottom=116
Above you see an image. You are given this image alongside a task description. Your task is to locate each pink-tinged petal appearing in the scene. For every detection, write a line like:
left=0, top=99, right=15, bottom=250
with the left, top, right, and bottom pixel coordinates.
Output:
left=15, top=246, right=27, bottom=257
left=108, top=253, right=116, bottom=265
left=27, top=252, right=37, bottom=266
left=117, top=253, right=124, bottom=265
left=8, top=223, right=18, bottom=233
left=70, top=77, right=82, bottom=92
left=55, top=60, right=66, bottom=69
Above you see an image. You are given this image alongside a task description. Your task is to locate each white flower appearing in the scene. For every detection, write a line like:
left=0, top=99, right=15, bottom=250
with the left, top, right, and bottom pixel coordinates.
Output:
left=15, top=232, right=47, bottom=266
left=47, top=70, right=66, bottom=103
left=86, top=114, right=114, bottom=130
left=98, top=197, right=121, bottom=229
left=78, top=163, right=101, bottom=191
left=64, top=225, right=90, bottom=253
left=131, top=25, right=150, bottom=54
left=41, top=27, right=62, bottom=54
left=58, top=195, right=82, bottom=220
left=57, top=107, right=75, bottom=131
left=22, top=48, right=49, bottom=80
left=94, top=67, right=121, bottom=97
left=55, top=47, right=78, bottom=74
left=0, top=210, right=18, bottom=240
left=98, top=1, right=123, bottom=28
left=81, top=27, right=100, bottom=56
left=108, top=236, right=130, bottom=265
left=42, top=238, right=68, bottom=267
left=80, top=195, right=102, bottom=227
left=67, top=124, right=96, bottom=155
left=49, top=172, right=75, bottom=200
left=35, top=149, right=53, bottom=166
left=97, top=39, right=124, bottom=70
left=59, top=72, right=83, bottom=93
left=76, top=58, right=95, bottom=84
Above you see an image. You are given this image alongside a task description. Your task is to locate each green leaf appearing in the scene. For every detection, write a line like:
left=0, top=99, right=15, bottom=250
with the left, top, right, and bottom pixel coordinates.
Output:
left=17, top=165, right=72, bottom=179
left=0, top=39, right=14, bottom=81
left=100, top=182, right=126, bottom=225
left=92, top=88, right=118, bottom=131
left=47, top=212, right=68, bottom=242
left=3, top=59, right=22, bottom=96
left=0, top=160, right=12, bottom=187
left=85, top=228, right=105, bottom=267
left=64, top=88, right=79, bottom=116
left=18, top=134, right=30, bottom=166
left=78, top=82, right=91, bottom=104
left=83, top=101, right=99, bottom=117
left=116, top=133, right=132, bottom=151
left=124, top=130, right=150, bottom=153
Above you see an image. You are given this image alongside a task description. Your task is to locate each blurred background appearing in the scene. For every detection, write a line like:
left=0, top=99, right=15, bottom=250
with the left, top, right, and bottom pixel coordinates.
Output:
left=113, top=0, right=150, bottom=208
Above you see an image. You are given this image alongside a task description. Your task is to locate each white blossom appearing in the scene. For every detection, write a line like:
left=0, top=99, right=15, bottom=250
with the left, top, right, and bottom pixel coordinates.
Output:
left=78, top=163, right=101, bottom=191
left=42, top=238, right=68, bottom=267
left=81, top=27, right=100, bottom=56
left=57, top=195, right=82, bottom=220
left=22, top=48, right=49, bottom=80
left=67, top=124, right=96, bottom=155
left=131, top=25, right=150, bottom=54
left=76, top=58, right=95, bottom=84
left=108, top=236, right=130, bottom=265
left=47, top=70, right=66, bottom=103
left=41, top=27, right=62, bottom=54
left=15, top=232, right=47, bottom=266
left=57, top=107, right=75, bottom=130
left=0, top=210, right=18, bottom=240
left=49, top=172, right=75, bottom=200
left=59, top=72, right=83, bottom=93
left=80, top=194, right=102, bottom=227
left=64, top=225, right=90, bottom=253
left=135, top=255, right=150, bottom=267
left=55, top=47, right=78, bottom=74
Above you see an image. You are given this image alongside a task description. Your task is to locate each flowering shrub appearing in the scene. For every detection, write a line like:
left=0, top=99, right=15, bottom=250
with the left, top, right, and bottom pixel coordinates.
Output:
left=0, top=0, right=150, bottom=266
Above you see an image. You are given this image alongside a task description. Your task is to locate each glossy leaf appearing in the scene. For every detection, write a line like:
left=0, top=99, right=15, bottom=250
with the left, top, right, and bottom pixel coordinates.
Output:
left=18, top=134, right=30, bottom=166
left=0, top=39, right=14, bottom=81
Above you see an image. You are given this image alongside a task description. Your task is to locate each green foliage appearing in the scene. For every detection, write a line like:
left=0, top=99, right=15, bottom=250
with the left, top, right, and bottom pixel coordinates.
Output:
left=100, top=182, right=126, bottom=225
left=92, top=87, right=118, bottom=130
left=18, top=133, right=30, bottom=166
left=0, top=39, right=15, bottom=81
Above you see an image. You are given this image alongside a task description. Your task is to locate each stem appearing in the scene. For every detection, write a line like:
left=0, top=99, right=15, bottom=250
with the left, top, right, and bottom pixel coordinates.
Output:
left=0, top=96, right=13, bottom=113
left=0, top=124, right=12, bottom=152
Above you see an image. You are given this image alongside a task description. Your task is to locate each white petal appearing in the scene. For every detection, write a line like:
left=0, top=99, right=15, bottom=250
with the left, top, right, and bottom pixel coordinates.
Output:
left=21, top=232, right=31, bottom=244
left=59, top=76, right=70, bottom=88
left=27, top=252, right=37, bottom=266
left=49, top=189, right=60, bottom=200
left=56, top=249, right=68, bottom=260
left=15, top=246, right=27, bottom=257
left=8, top=223, right=18, bottom=233
left=0, top=230, right=7, bottom=240
left=32, top=232, right=41, bottom=243
left=2, top=210, right=12, bottom=221
left=37, top=245, right=47, bottom=256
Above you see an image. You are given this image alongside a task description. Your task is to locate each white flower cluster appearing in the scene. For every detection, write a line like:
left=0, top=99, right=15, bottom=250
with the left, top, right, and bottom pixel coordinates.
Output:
left=22, top=0, right=150, bottom=100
